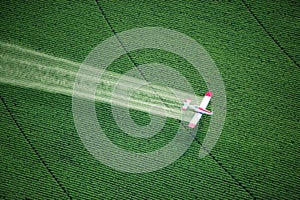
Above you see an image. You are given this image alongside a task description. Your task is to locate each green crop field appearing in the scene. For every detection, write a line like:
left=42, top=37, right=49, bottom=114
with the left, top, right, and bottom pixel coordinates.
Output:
left=1, top=0, right=299, bottom=199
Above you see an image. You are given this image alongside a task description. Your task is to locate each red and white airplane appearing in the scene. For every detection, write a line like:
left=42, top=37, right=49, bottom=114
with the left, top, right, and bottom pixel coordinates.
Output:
left=182, top=91, right=213, bottom=128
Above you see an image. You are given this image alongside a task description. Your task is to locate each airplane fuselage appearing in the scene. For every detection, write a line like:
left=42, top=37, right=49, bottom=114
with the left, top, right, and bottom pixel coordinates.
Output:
left=190, top=105, right=204, bottom=113
left=189, top=105, right=212, bottom=115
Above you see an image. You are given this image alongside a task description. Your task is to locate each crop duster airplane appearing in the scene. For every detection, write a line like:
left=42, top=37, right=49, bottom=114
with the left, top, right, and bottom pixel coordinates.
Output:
left=182, top=91, right=213, bottom=128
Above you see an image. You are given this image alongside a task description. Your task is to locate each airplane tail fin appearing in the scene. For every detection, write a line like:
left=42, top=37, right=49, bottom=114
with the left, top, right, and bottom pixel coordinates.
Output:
left=182, top=98, right=192, bottom=110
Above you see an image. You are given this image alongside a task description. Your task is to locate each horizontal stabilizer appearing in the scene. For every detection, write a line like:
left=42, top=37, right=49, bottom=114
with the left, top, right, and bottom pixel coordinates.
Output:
left=182, top=98, right=192, bottom=110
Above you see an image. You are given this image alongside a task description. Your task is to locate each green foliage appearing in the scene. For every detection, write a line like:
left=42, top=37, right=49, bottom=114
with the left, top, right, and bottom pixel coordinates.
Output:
left=0, top=0, right=299, bottom=199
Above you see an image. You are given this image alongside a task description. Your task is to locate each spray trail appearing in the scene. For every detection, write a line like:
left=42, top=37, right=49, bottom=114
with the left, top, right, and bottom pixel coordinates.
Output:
left=0, top=42, right=202, bottom=122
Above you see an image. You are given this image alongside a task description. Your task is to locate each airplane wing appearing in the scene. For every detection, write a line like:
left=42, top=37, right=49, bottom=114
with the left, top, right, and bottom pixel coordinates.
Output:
left=188, top=91, right=212, bottom=128
left=199, top=91, right=212, bottom=109
left=188, top=113, right=203, bottom=128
